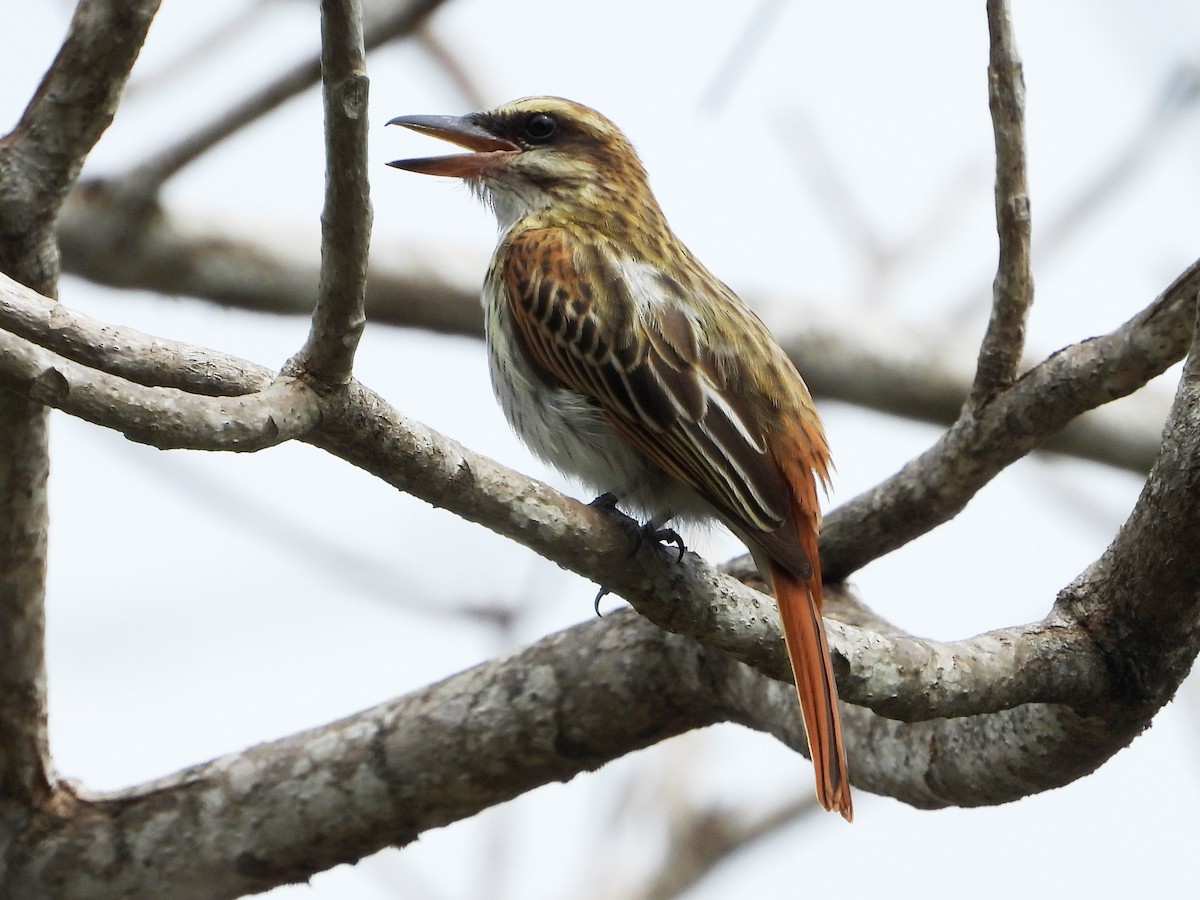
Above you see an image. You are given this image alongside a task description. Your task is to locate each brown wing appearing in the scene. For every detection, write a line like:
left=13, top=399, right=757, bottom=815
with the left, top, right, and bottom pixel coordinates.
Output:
left=501, top=226, right=813, bottom=578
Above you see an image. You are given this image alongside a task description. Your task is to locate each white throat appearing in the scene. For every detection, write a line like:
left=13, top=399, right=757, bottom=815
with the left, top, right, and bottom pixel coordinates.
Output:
left=473, top=178, right=553, bottom=233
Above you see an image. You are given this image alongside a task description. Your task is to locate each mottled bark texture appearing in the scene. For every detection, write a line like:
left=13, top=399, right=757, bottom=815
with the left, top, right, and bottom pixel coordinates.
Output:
left=0, top=0, right=163, bottom=828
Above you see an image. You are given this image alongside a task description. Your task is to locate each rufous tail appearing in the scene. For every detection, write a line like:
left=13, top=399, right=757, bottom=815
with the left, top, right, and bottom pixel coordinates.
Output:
left=768, top=559, right=853, bottom=821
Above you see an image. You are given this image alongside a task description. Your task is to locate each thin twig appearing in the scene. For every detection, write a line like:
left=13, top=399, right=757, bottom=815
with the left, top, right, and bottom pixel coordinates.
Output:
left=776, top=112, right=886, bottom=270
left=623, top=795, right=820, bottom=900
left=949, top=65, right=1200, bottom=326
left=697, top=0, right=787, bottom=114
left=776, top=114, right=983, bottom=306
left=288, top=0, right=372, bottom=383
left=123, top=0, right=272, bottom=100
left=1038, top=64, right=1200, bottom=262
left=971, top=0, right=1033, bottom=406
left=415, top=23, right=489, bottom=110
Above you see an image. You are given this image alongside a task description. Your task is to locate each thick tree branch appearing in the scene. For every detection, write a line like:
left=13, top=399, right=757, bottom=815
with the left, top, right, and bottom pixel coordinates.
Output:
left=1058, top=299, right=1200, bottom=711
left=834, top=301, right=1200, bottom=809
left=0, top=394, right=52, bottom=810
left=0, top=608, right=1152, bottom=895
left=0, top=0, right=162, bottom=814
left=1, top=614, right=728, bottom=899
left=289, top=0, right=371, bottom=384
left=971, top=0, right=1033, bottom=405
left=3, top=544, right=1191, bottom=899
left=745, top=676, right=1146, bottom=810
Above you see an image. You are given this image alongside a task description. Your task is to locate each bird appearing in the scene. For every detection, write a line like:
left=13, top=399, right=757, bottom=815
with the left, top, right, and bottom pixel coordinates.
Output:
left=387, top=97, right=852, bottom=820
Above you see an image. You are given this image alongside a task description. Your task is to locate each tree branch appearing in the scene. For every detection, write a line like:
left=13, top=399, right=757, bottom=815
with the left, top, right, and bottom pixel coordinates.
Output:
left=0, top=392, right=52, bottom=810
left=821, top=257, right=1200, bottom=581
left=781, top=316, right=1170, bottom=473
left=0, top=271, right=270, bottom=396
left=57, top=188, right=484, bottom=336
left=289, top=0, right=371, bottom=384
left=0, top=0, right=163, bottom=241
left=4, top=537, right=1192, bottom=898
left=311, top=382, right=1112, bottom=721
left=971, top=0, right=1033, bottom=405
left=0, top=314, right=318, bottom=454
left=744, top=676, right=1146, bottom=810
left=3, top=614, right=728, bottom=899
left=0, top=610, right=1144, bottom=894
left=1058, top=296, right=1200, bottom=710
left=0, top=0, right=162, bottom=813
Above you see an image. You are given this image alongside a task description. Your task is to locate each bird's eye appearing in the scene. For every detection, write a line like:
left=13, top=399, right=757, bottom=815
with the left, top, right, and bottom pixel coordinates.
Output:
left=525, top=113, right=558, bottom=142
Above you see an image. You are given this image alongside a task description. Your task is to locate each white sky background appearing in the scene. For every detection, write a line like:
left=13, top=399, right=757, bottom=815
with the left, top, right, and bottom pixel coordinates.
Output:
left=4, top=0, right=1200, bottom=897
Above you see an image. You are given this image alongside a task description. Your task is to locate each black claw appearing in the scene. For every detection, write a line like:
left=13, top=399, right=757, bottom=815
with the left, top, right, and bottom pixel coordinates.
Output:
left=645, top=525, right=686, bottom=562
left=593, top=585, right=611, bottom=617
left=649, top=525, right=687, bottom=563
left=630, top=522, right=686, bottom=562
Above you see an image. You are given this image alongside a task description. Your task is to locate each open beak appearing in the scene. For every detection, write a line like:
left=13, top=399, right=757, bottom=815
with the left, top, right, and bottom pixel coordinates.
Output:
left=387, top=114, right=519, bottom=178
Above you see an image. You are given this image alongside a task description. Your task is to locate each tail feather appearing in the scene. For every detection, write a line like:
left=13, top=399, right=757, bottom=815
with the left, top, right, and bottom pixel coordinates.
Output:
left=768, top=560, right=853, bottom=822
left=762, top=417, right=851, bottom=819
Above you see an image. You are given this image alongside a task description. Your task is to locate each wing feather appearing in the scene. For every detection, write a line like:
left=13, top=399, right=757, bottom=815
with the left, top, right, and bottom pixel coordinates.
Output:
left=502, top=227, right=807, bottom=572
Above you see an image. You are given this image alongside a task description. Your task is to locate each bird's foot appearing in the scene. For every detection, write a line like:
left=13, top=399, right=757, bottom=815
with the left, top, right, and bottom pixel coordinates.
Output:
left=587, top=493, right=687, bottom=617
left=588, top=492, right=687, bottom=561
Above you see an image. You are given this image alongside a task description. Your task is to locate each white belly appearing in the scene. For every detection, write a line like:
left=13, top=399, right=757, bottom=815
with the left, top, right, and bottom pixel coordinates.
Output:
left=482, top=275, right=706, bottom=523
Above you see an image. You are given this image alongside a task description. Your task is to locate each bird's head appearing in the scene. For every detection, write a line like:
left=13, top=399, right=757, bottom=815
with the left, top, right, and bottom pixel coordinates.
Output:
left=387, top=97, right=659, bottom=231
